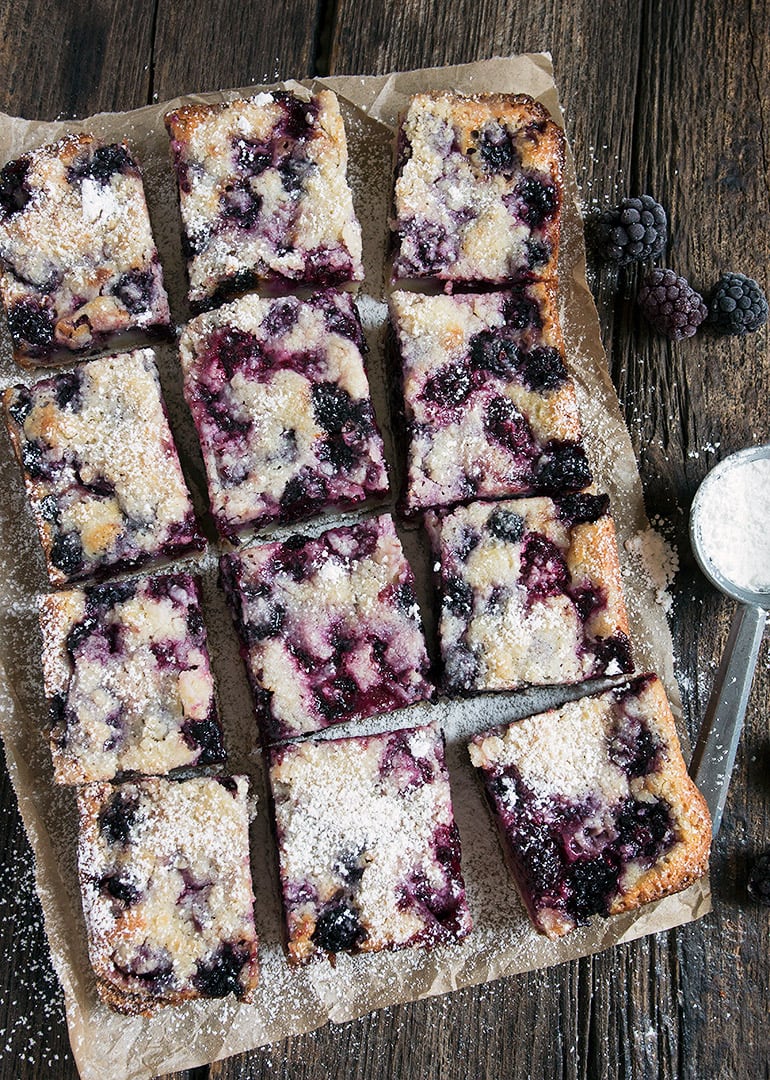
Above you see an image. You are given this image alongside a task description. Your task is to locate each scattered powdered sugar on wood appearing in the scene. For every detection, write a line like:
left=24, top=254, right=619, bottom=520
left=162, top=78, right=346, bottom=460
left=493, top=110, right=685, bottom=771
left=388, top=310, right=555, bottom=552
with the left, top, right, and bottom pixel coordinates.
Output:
left=623, top=523, right=679, bottom=614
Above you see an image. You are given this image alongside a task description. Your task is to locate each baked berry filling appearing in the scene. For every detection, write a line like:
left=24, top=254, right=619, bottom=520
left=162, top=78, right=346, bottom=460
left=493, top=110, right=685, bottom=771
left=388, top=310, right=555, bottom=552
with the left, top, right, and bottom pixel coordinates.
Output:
left=220, top=515, right=433, bottom=742
left=77, top=776, right=259, bottom=1010
left=0, top=135, right=170, bottom=366
left=428, top=496, right=632, bottom=693
left=40, top=572, right=223, bottom=783
left=180, top=291, right=388, bottom=539
left=166, top=89, right=363, bottom=306
left=390, top=288, right=590, bottom=512
left=393, top=93, right=563, bottom=283
left=484, top=766, right=677, bottom=926
left=4, top=350, right=203, bottom=584
left=469, top=678, right=712, bottom=938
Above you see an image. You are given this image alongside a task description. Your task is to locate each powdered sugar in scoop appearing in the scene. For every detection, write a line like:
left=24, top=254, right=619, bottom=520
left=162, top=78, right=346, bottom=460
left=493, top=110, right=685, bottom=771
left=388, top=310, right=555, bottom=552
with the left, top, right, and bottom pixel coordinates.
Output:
left=694, top=454, right=770, bottom=594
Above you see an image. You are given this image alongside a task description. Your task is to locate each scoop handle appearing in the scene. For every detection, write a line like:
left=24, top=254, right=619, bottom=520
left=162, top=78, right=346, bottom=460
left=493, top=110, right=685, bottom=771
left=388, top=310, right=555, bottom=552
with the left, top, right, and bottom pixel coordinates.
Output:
left=690, top=602, right=767, bottom=837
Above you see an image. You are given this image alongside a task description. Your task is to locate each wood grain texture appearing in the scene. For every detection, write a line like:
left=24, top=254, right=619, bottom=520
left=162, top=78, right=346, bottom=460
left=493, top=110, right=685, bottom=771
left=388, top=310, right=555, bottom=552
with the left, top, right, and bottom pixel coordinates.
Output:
left=1, top=2, right=769, bottom=1079
left=0, top=0, right=154, bottom=119
left=151, top=0, right=323, bottom=101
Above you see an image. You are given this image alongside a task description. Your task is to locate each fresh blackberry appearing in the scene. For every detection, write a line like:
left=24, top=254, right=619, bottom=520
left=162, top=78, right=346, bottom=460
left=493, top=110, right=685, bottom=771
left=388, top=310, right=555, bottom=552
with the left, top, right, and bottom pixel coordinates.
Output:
left=707, top=273, right=769, bottom=336
left=748, top=852, right=770, bottom=905
left=592, top=194, right=667, bottom=265
left=637, top=269, right=707, bottom=341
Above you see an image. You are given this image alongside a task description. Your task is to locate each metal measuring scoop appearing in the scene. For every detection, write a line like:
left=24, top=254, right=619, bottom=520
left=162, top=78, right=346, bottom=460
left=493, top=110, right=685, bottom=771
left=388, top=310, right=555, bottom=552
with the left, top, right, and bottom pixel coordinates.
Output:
left=689, top=445, right=770, bottom=836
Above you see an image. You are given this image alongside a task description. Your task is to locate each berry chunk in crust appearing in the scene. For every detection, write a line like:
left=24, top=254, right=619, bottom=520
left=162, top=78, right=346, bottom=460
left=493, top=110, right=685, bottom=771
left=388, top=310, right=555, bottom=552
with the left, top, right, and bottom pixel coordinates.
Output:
left=39, top=572, right=223, bottom=784
left=220, top=515, right=433, bottom=744
left=468, top=675, right=711, bottom=938
left=392, top=93, right=564, bottom=284
left=269, top=724, right=472, bottom=964
left=0, top=134, right=170, bottom=368
left=77, top=775, right=259, bottom=1014
left=390, top=286, right=591, bottom=513
left=165, top=90, right=364, bottom=310
left=3, top=348, right=204, bottom=586
left=425, top=495, right=632, bottom=695
left=179, top=291, right=388, bottom=540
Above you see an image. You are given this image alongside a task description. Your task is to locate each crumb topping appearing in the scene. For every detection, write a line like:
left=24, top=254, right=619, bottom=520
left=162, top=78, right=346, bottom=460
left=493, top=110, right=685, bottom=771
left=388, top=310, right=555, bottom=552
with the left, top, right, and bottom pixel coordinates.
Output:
left=390, top=287, right=588, bottom=512
left=427, top=496, right=632, bottom=693
left=0, top=134, right=169, bottom=364
left=393, top=93, right=563, bottom=283
left=165, top=90, right=363, bottom=306
left=39, top=573, right=222, bottom=783
left=220, top=515, right=433, bottom=742
left=469, top=676, right=711, bottom=937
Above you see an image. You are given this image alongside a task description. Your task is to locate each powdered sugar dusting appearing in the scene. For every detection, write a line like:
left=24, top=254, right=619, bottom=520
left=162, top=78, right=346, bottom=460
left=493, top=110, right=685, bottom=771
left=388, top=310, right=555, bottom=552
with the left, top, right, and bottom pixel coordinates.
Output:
left=624, top=525, right=679, bottom=614
left=271, top=725, right=471, bottom=960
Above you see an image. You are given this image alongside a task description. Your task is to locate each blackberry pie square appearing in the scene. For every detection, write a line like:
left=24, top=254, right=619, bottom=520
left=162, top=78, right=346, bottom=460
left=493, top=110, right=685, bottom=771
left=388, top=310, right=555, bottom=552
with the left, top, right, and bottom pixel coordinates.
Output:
left=269, top=724, right=472, bottom=964
left=179, top=290, right=388, bottom=540
left=0, top=134, right=170, bottom=368
left=392, top=92, right=564, bottom=284
left=3, top=348, right=204, bottom=585
left=468, top=675, right=712, bottom=938
left=39, top=571, right=223, bottom=784
left=220, top=514, right=433, bottom=744
left=166, top=89, right=364, bottom=310
left=425, top=495, right=632, bottom=694
left=77, top=774, right=259, bottom=1014
left=390, top=286, right=591, bottom=513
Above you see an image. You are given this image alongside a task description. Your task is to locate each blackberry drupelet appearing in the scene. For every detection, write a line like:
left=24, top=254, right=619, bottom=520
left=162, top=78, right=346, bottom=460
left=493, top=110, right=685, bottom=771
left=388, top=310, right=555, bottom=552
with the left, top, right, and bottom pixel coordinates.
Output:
left=707, top=273, right=769, bottom=336
left=592, top=194, right=667, bottom=266
left=637, top=269, right=707, bottom=341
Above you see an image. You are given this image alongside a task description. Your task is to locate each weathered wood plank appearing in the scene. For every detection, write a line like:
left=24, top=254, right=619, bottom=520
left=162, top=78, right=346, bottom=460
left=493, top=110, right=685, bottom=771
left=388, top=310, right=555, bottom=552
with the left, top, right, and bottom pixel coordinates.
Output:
left=0, top=0, right=154, bottom=119
left=151, top=0, right=323, bottom=101
left=0, top=743, right=77, bottom=1080
left=622, top=3, right=770, bottom=1078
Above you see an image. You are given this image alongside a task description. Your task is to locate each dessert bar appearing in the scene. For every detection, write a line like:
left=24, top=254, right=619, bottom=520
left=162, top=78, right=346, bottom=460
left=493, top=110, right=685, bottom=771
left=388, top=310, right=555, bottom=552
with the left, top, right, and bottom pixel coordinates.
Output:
left=390, top=286, right=591, bottom=513
left=39, top=571, right=223, bottom=784
left=3, top=348, right=204, bottom=585
left=468, top=675, right=712, bottom=937
left=179, top=290, right=388, bottom=539
left=426, top=495, right=632, bottom=694
left=77, top=775, right=259, bottom=1014
left=0, top=133, right=169, bottom=367
left=269, top=724, right=472, bottom=964
left=166, top=89, right=364, bottom=310
left=392, top=92, right=564, bottom=284
left=220, top=514, right=433, bottom=744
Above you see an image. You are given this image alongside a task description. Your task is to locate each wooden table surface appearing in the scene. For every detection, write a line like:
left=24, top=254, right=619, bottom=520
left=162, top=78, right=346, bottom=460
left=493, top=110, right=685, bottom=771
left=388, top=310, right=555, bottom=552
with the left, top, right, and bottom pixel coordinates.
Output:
left=0, top=2, right=768, bottom=1078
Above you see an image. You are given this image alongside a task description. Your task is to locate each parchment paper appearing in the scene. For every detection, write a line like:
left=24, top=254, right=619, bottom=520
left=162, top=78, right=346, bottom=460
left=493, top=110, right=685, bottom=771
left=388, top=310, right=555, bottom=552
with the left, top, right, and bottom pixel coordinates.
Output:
left=0, top=55, right=711, bottom=1080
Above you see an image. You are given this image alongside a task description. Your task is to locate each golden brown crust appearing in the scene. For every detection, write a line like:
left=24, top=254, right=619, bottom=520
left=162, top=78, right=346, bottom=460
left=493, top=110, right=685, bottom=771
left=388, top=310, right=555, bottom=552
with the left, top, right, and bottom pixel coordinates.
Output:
left=569, top=516, right=630, bottom=641
left=609, top=676, right=711, bottom=913
left=164, top=101, right=225, bottom=142
left=93, top=971, right=259, bottom=1016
